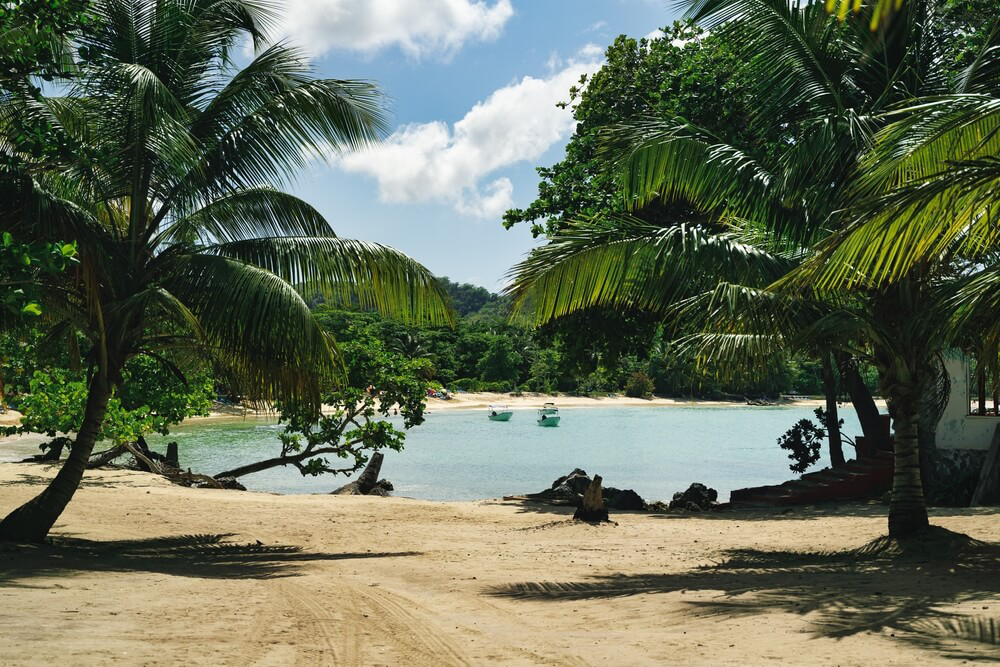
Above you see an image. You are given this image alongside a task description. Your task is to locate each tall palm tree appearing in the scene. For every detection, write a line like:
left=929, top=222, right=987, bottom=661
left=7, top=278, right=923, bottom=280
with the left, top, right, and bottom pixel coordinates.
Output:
left=508, top=0, right=993, bottom=536
left=0, top=0, right=451, bottom=543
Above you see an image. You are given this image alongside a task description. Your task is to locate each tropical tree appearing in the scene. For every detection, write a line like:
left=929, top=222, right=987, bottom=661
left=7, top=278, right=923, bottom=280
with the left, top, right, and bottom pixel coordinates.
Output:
left=0, top=0, right=450, bottom=543
left=507, top=0, right=997, bottom=536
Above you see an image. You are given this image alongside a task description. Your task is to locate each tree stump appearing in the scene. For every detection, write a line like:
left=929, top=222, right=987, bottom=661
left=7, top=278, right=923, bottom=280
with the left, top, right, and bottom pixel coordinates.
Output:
left=165, top=441, right=179, bottom=468
left=21, top=437, right=71, bottom=463
left=573, top=474, right=609, bottom=522
left=355, top=452, right=384, bottom=494
left=331, top=452, right=386, bottom=495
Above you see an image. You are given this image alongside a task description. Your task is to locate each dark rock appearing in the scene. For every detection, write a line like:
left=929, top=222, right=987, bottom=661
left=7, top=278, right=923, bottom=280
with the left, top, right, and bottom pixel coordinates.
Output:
left=556, top=469, right=593, bottom=496
left=366, top=479, right=394, bottom=497
left=550, top=468, right=588, bottom=490
left=604, top=488, right=645, bottom=510
left=550, top=483, right=578, bottom=500
left=524, top=482, right=579, bottom=505
left=332, top=478, right=393, bottom=496
left=530, top=470, right=646, bottom=510
left=668, top=483, right=720, bottom=511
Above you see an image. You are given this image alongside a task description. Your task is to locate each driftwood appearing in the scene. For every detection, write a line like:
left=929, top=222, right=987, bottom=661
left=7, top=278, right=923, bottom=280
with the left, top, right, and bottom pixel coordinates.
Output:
left=573, top=474, right=609, bottom=522
left=123, top=442, right=243, bottom=490
left=86, top=444, right=126, bottom=469
left=971, top=424, right=1000, bottom=506
left=20, top=437, right=70, bottom=463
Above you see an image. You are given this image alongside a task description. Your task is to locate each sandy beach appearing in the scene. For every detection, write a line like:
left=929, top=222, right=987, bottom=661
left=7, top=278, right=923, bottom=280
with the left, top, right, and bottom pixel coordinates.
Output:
left=0, top=462, right=996, bottom=666
left=422, top=392, right=841, bottom=412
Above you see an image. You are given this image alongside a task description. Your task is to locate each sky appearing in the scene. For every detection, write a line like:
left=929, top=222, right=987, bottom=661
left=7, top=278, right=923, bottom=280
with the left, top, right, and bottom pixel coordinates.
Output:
left=268, top=0, right=682, bottom=290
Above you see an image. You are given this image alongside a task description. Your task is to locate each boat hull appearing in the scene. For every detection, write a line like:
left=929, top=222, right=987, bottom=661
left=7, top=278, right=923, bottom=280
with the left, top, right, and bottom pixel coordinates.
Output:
left=537, top=415, right=561, bottom=427
left=488, top=412, right=513, bottom=421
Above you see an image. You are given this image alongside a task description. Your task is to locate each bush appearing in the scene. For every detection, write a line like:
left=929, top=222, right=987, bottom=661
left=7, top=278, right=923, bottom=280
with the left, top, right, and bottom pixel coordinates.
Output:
left=479, top=381, right=511, bottom=393
left=450, top=378, right=480, bottom=392
left=624, top=371, right=655, bottom=398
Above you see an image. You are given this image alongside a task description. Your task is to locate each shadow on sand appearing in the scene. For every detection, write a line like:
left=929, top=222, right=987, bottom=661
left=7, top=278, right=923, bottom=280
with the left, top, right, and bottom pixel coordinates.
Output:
left=0, top=533, right=421, bottom=583
left=488, top=525, right=1000, bottom=662
left=490, top=497, right=1000, bottom=523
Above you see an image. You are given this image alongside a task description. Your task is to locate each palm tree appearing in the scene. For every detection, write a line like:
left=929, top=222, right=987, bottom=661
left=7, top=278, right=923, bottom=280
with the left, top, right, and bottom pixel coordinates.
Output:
left=508, top=0, right=994, bottom=536
left=0, top=0, right=451, bottom=543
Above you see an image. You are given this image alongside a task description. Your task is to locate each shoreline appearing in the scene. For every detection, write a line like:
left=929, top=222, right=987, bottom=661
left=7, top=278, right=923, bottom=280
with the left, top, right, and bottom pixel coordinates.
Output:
left=0, top=462, right=996, bottom=666
left=0, top=393, right=889, bottom=431
left=420, top=391, right=886, bottom=412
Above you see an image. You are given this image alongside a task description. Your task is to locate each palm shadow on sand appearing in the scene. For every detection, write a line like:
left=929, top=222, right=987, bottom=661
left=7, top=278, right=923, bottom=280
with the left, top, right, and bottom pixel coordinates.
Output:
left=0, top=533, right=421, bottom=583
left=488, top=526, right=1000, bottom=662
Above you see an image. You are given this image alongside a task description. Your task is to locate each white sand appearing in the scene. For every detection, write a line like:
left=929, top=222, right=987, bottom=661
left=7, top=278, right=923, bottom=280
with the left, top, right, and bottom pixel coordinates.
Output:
left=0, top=462, right=995, bottom=666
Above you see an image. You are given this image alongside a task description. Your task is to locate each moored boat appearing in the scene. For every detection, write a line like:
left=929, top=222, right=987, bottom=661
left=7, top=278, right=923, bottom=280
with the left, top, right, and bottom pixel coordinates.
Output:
left=537, top=403, right=560, bottom=426
left=488, top=405, right=513, bottom=421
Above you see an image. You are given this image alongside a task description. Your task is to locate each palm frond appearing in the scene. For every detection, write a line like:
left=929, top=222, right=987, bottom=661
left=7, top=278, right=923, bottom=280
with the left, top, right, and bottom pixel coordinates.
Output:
left=602, top=118, right=810, bottom=241
left=684, top=0, right=852, bottom=120
left=207, top=237, right=453, bottom=326
left=159, top=253, right=340, bottom=407
left=505, top=217, right=793, bottom=326
left=159, top=188, right=334, bottom=245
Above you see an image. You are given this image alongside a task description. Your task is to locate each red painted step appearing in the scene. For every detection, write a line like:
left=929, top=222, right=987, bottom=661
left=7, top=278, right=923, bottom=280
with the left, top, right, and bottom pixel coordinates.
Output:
left=730, top=454, right=894, bottom=506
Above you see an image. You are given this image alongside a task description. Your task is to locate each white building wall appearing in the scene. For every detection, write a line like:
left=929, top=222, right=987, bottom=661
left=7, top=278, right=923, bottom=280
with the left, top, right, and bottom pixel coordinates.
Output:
left=936, top=353, right=1000, bottom=450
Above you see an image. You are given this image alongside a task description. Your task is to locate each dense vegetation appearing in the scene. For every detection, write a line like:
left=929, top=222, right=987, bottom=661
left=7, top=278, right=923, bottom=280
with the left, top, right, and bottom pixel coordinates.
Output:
left=507, top=0, right=1000, bottom=537
left=0, top=0, right=450, bottom=542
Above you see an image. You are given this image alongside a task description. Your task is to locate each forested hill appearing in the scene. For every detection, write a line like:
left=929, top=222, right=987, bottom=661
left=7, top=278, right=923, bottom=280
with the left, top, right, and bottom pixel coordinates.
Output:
left=436, top=277, right=503, bottom=318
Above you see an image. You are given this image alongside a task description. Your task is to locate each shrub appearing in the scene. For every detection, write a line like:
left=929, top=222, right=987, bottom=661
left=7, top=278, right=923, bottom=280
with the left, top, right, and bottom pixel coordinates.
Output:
left=451, top=378, right=480, bottom=392
left=624, top=371, right=655, bottom=398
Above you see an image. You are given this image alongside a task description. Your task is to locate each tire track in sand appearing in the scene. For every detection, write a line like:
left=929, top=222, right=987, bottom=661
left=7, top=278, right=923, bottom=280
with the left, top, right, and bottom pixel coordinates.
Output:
left=277, top=580, right=363, bottom=666
left=351, top=585, right=470, bottom=666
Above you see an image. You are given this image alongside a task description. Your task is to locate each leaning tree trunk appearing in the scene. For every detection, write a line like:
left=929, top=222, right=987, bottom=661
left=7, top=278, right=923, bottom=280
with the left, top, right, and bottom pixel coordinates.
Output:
left=887, top=389, right=930, bottom=538
left=0, top=374, right=112, bottom=542
left=821, top=354, right=844, bottom=467
left=837, top=353, right=888, bottom=452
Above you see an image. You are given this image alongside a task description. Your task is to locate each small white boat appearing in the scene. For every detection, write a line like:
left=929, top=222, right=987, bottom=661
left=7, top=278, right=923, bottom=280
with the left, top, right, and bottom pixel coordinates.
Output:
left=537, top=403, right=560, bottom=426
left=488, top=405, right=513, bottom=421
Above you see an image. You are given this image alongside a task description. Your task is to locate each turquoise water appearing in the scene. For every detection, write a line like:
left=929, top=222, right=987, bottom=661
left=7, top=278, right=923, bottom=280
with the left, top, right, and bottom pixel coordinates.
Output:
left=145, top=406, right=861, bottom=503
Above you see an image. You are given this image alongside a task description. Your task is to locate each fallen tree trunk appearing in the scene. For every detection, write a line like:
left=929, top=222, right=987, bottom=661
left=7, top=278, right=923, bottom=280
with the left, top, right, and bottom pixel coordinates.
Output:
left=123, top=442, right=242, bottom=490
left=573, top=474, right=609, bottom=522
left=86, top=444, right=126, bottom=469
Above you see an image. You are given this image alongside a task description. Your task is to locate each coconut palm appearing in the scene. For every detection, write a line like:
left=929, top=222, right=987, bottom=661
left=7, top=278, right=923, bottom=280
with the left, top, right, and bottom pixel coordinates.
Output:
left=507, top=0, right=994, bottom=536
left=0, top=0, right=451, bottom=543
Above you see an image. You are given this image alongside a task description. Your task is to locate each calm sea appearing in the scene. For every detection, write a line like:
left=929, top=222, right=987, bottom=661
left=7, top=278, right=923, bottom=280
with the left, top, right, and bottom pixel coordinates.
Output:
left=138, top=406, right=861, bottom=503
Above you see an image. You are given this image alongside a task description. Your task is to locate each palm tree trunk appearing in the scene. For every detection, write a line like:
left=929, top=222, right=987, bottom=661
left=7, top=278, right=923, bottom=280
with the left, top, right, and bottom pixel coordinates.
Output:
left=888, top=394, right=930, bottom=538
left=0, top=373, right=112, bottom=542
left=822, top=354, right=844, bottom=467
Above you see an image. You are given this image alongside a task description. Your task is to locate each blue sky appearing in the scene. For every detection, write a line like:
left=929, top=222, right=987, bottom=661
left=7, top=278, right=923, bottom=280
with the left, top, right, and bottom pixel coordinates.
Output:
left=272, top=1, right=681, bottom=290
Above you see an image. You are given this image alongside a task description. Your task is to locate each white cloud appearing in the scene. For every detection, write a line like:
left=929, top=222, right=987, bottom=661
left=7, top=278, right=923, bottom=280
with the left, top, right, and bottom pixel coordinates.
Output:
left=338, top=55, right=603, bottom=219
left=644, top=28, right=665, bottom=41
left=577, top=43, right=604, bottom=60
left=279, top=0, right=514, bottom=58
